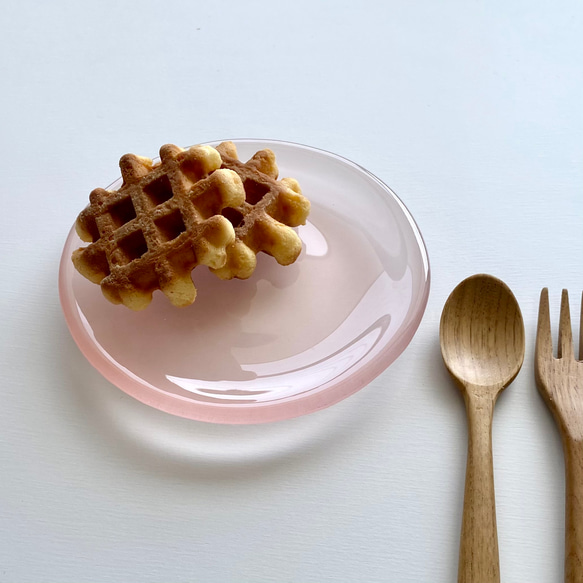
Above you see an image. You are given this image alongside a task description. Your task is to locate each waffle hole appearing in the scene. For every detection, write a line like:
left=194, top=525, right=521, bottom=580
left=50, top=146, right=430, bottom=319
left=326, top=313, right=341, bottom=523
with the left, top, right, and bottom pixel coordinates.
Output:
left=244, top=179, right=270, bottom=205
left=155, top=209, right=187, bottom=242
left=119, top=230, right=149, bottom=264
left=108, top=197, right=137, bottom=228
left=144, top=174, right=174, bottom=206
left=221, top=207, right=245, bottom=228
left=87, top=247, right=110, bottom=278
left=83, top=215, right=100, bottom=242
left=129, top=264, right=158, bottom=291
left=180, top=158, right=205, bottom=183
left=168, top=246, right=196, bottom=273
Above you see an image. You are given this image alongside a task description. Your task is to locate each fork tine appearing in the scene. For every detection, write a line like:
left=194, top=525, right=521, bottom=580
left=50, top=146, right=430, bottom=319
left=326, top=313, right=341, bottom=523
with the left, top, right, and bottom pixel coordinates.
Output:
left=536, top=288, right=553, bottom=357
left=558, top=289, right=573, bottom=359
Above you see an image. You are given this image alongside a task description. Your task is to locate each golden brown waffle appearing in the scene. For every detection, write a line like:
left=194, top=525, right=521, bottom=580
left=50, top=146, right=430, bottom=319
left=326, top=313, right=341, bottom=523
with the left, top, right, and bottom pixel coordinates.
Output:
left=211, top=141, right=311, bottom=280
left=72, top=144, right=245, bottom=310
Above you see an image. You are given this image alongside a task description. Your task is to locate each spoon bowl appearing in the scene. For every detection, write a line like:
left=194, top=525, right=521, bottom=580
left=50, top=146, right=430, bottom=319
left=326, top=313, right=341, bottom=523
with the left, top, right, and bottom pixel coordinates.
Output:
left=440, top=274, right=525, bottom=390
left=440, top=274, right=525, bottom=583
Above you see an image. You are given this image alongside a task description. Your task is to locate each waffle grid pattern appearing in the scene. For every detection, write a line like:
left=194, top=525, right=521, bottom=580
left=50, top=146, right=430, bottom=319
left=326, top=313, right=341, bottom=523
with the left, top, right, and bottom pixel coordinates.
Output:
left=72, top=144, right=244, bottom=310
left=72, top=142, right=311, bottom=310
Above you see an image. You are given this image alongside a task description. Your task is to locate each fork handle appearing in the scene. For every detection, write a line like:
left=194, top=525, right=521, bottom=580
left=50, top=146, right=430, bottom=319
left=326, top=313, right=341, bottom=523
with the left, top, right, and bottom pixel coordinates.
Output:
left=564, top=439, right=583, bottom=583
left=459, top=390, right=500, bottom=583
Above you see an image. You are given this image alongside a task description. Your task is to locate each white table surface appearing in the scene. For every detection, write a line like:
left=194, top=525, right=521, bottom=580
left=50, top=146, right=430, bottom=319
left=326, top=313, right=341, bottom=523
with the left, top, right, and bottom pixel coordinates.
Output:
left=1, top=1, right=582, bottom=581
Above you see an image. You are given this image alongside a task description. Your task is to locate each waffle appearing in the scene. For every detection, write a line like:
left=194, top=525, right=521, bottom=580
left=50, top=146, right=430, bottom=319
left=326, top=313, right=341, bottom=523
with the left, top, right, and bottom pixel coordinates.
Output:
left=211, top=141, right=311, bottom=280
left=72, top=144, right=245, bottom=310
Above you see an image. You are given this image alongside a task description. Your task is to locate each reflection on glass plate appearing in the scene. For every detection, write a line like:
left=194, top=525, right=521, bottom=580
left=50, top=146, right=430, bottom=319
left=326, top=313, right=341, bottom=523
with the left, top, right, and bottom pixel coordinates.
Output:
left=59, top=139, right=430, bottom=424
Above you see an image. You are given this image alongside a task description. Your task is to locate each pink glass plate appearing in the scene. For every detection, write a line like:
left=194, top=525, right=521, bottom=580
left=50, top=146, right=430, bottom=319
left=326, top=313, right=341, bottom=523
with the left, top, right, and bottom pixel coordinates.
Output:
left=59, top=139, right=430, bottom=424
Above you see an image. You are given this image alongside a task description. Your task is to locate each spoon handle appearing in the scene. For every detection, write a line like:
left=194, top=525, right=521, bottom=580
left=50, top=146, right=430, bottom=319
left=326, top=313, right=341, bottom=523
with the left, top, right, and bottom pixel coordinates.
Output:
left=458, top=390, right=500, bottom=583
left=564, top=439, right=583, bottom=583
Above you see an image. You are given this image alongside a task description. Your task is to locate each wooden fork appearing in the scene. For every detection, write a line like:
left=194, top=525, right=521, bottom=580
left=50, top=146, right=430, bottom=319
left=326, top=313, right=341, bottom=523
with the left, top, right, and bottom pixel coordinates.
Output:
left=535, top=288, right=583, bottom=583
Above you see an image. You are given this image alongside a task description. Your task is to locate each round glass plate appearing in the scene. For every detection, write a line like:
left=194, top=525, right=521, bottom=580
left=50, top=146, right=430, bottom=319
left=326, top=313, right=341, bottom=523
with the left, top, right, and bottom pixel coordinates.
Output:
left=59, top=139, right=430, bottom=424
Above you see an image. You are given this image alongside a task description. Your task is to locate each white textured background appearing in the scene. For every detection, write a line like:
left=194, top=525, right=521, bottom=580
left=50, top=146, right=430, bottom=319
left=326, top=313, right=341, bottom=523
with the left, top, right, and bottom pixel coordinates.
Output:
left=1, top=1, right=582, bottom=581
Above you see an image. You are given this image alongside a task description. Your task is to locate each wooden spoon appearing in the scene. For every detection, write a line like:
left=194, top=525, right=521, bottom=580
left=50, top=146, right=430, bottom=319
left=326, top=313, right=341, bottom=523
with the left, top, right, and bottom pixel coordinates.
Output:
left=440, top=274, right=525, bottom=583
